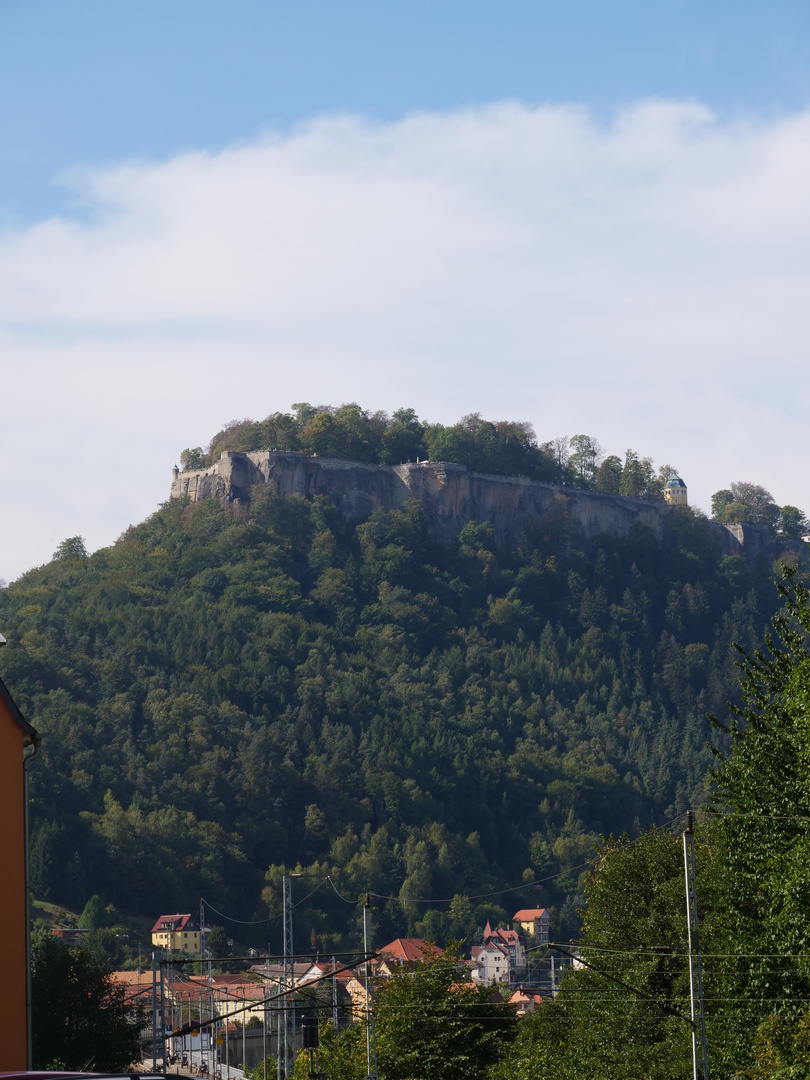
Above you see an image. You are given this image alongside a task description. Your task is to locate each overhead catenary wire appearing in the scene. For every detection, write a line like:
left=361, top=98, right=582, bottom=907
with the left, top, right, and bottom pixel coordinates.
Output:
left=555, top=944, right=810, bottom=959
left=698, top=809, right=810, bottom=822
left=326, top=865, right=593, bottom=906
left=201, top=878, right=329, bottom=925
left=205, top=809, right=692, bottom=923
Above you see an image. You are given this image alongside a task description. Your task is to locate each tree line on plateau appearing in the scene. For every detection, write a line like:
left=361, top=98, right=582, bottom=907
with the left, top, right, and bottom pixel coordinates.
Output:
left=180, top=404, right=678, bottom=498
left=179, top=404, right=807, bottom=535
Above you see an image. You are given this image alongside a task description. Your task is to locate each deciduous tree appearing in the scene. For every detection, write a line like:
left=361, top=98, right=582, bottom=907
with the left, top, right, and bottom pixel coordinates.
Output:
left=53, top=535, right=88, bottom=560
left=568, top=435, right=602, bottom=487
left=375, top=944, right=517, bottom=1080
left=593, top=454, right=622, bottom=494
left=778, top=504, right=808, bottom=540
left=708, top=564, right=810, bottom=1070
left=714, top=481, right=780, bottom=529
left=31, top=928, right=146, bottom=1071
left=494, top=827, right=706, bottom=1080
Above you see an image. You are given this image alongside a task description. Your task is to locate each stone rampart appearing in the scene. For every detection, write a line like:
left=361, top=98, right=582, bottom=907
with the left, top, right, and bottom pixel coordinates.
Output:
left=170, top=451, right=780, bottom=558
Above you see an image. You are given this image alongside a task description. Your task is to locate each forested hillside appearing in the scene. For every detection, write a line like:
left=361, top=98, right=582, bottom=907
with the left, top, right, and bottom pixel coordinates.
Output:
left=0, top=414, right=802, bottom=958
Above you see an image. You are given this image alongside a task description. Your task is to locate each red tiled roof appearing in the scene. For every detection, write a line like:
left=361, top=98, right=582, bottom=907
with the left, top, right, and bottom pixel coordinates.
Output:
left=379, top=938, right=443, bottom=963
left=151, top=913, right=197, bottom=934
left=472, top=943, right=508, bottom=959
left=483, top=925, right=519, bottom=946
left=513, top=908, right=547, bottom=921
left=109, top=970, right=159, bottom=1006
left=208, top=973, right=252, bottom=987
left=110, top=969, right=153, bottom=986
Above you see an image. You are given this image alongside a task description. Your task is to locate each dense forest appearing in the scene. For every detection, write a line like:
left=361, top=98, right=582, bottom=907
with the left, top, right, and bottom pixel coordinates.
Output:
left=0, top=408, right=806, bottom=964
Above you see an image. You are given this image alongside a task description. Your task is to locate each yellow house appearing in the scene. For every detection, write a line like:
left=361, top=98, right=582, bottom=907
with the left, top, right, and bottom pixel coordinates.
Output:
left=151, top=913, right=201, bottom=953
left=663, top=475, right=688, bottom=506
left=512, top=908, right=550, bottom=943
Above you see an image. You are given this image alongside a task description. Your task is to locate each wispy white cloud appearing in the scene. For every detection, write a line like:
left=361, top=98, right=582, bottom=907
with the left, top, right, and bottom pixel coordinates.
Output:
left=2, top=100, right=809, bottom=581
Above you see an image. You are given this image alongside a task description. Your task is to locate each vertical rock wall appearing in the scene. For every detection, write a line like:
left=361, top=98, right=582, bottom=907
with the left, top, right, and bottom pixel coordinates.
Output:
left=170, top=450, right=779, bottom=557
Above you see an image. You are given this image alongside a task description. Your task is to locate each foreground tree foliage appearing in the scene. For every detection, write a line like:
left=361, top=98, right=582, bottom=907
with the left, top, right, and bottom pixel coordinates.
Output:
left=499, top=567, right=810, bottom=1080
left=314, top=946, right=517, bottom=1080
left=375, top=946, right=518, bottom=1080
left=494, top=827, right=701, bottom=1080
left=31, top=928, right=146, bottom=1070
left=707, top=565, right=810, bottom=1077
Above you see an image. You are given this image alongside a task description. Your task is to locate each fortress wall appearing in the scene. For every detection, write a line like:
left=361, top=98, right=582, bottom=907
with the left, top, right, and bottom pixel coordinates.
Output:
left=170, top=451, right=776, bottom=558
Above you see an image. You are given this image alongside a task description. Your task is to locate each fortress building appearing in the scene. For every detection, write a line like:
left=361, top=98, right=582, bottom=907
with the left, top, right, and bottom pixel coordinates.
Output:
left=663, top=474, right=688, bottom=506
left=170, top=453, right=784, bottom=561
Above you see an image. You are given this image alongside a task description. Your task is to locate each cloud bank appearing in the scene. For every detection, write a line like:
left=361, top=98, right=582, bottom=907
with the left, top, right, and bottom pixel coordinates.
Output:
left=2, top=100, right=809, bottom=580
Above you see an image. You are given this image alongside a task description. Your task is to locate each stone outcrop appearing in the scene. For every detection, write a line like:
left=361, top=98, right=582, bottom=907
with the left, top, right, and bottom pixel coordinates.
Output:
left=170, top=450, right=783, bottom=559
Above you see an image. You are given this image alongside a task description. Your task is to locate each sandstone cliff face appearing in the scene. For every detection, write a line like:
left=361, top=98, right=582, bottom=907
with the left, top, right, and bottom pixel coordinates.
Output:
left=170, top=450, right=778, bottom=559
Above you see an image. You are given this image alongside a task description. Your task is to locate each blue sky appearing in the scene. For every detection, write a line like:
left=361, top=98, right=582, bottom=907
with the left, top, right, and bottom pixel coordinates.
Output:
left=4, top=0, right=810, bottom=224
left=1, top=1, right=810, bottom=580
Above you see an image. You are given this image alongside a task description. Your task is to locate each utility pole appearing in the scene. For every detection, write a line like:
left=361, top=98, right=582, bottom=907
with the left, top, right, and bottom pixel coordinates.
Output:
left=280, top=874, right=296, bottom=1080
left=152, top=952, right=158, bottom=1074
left=331, top=955, right=339, bottom=1030
left=200, top=898, right=207, bottom=975
left=363, top=896, right=378, bottom=1080
left=683, top=810, right=709, bottom=1080
left=160, top=959, right=167, bottom=1069
left=263, top=947, right=269, bottom=1080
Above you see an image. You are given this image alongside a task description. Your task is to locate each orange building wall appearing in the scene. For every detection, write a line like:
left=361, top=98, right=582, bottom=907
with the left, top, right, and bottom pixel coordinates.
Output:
left=0, top=700, right=28, bottom=1070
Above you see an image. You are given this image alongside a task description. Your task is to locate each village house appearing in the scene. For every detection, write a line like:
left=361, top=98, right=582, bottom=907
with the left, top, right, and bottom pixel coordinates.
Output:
left=297, top=960, right=360, bottom=1026
left=509, top=987, right=546, bottom=1016
left=512, top=907, right=550, bottom=944
left=151, top=913, right=201, bottom=954
left=469, top=920, right=530, bottom=986
left=342, top=971, right=370, bottom=1017
left=483, top=921, right=527, bottom=976
left=198, top=973, right=268, bottom=1026
left=470, top=940, right=512, bottom=985
left=108, top=968, right=166, bottom=1037
left=250, top=960, right=317, bottom=990
left=375, top=937, right=443, bottom=976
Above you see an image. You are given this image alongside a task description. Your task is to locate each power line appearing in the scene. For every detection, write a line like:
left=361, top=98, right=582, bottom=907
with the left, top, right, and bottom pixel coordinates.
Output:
left=698, top=810, right=810, bottom=822
left=200, top=897, right=280, bottom=925
left=201, top=879, right=328, bottom=926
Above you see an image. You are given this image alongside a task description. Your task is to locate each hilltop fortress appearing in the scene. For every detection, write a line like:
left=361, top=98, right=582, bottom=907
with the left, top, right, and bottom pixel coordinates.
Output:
left=171, top=450, right=779, bottom=559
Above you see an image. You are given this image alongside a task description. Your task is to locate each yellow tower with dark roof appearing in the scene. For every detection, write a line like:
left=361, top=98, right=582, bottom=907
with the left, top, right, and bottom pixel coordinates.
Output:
left=663, top=475, right=687, bottom=506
